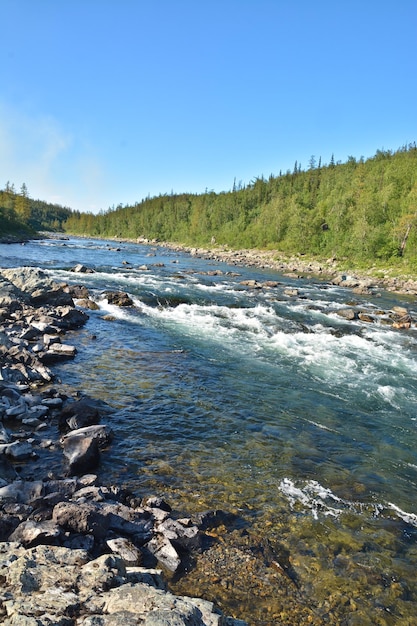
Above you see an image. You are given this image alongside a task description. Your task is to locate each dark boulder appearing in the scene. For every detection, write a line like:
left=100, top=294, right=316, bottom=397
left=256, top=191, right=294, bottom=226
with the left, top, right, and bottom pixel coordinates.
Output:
left=103, top=291, right=133, bottom=307
left=62, top=432, right=100, bottom=475
left=58, top=397, right=104, bottom=432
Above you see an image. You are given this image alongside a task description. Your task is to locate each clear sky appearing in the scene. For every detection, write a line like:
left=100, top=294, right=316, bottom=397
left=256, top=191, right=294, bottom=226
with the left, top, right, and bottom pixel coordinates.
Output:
left=1, top=0, right=417, bottom=213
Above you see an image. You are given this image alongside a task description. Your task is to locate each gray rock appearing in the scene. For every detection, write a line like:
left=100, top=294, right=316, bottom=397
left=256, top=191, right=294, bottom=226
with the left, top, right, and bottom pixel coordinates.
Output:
left=61, top=424, right=113, bottom=446
left=53, top=306, right=89, bottom=329
left=58, top=398, right=103, bottom=433
left=9, top=519, right=61, bottom=546
left=335, top=308, right=357, bottom=320
left=106, top=537, right=142, bottom=565
left=0, top=267, right=73, bottom=306
left=53, top=501, right=109, bottom=538
left=0, top=480, right=44, bottom=504
left=0, top=440, right=33, bottom=460
left=62, top=433, right=100, bottom=475
left=71, top=264, right=95, bottom=274
left=103, top=291, right=133, bottom=307
left=60, top=425, right=112, bottom=474
left=0, top=423, right=10, bottom=444
left=147, top=535, right=182, bottom=572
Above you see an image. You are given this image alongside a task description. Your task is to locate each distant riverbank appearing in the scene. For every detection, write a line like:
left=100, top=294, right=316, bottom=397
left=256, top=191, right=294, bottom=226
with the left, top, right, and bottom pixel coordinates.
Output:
left=136, top=237, right=417, bottom=297
left=3, top=231, right=417, bottom=295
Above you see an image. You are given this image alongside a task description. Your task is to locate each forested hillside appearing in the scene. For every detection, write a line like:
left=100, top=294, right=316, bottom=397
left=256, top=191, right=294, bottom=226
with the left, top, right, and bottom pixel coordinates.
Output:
left=0, top=183, right=72, bottom=237
left=3, top=145, right=417, bottom=270
left=64, top=145, right=417, bottom=269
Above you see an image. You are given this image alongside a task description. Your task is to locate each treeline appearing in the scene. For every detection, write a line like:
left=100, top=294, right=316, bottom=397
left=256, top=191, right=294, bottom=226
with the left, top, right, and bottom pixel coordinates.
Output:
left=0, top=182, right=72, bottom=236
left=3, top=145, right=417, bottom=269
left=64, top=145, right=417, bottom=268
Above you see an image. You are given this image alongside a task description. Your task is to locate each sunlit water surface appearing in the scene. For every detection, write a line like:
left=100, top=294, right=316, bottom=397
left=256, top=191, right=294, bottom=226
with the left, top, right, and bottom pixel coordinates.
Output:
left=2, top=237, right=417, bottom=624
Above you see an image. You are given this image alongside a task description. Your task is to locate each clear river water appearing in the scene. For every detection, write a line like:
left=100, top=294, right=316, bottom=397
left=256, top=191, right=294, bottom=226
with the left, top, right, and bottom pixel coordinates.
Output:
left=2, top=236, right=417, bottom=625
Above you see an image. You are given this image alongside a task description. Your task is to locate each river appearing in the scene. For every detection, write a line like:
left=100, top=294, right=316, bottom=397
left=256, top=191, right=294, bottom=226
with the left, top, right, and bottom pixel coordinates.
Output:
left=2, top=236, right=417, bottom=624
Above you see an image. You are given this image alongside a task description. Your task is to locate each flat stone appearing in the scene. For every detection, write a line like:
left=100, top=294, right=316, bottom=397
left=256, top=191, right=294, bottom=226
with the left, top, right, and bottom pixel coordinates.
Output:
left=106, top=537, right=142, bottom=565
left=9, top=519, right=61, bottom=545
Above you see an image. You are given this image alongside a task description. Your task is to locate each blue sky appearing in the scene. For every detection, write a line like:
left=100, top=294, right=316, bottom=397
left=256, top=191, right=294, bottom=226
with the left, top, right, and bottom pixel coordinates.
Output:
left=1, top=1, right=417, bottom=213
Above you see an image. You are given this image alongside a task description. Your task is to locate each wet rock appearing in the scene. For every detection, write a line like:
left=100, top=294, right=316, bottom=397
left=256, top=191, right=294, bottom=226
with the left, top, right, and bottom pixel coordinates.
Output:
left=0, top=440, right=33, bottom=460
left=71, top=264, right=95, bottom=273
left=103, top=291, right=133, bottom=307
left=62, top=432, right=100, bottom=475
left=358, top=312, right=375, bottom=323
left=192, top=509, right=238, bottom=531
left=53, top=306, right=89, bottom=330
left=284, top=288, right=299, bottom=297
left=335, top=308, right=357, bottom=320
left=61, top=424, right=113, bottom=446
left=76, top=298, right=100, bottom=310
left=66, top=284, right=91, bottom=298
left=58, top=398, right=103, bottom=433
left=392, top=314, right=412, bottom=329
left=240, top=280, right=261, bottom=288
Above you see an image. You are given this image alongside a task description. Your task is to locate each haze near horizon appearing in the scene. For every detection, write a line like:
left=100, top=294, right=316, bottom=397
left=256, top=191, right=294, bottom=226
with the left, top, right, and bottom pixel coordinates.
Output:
left=1, top=0, right=416, bottom=213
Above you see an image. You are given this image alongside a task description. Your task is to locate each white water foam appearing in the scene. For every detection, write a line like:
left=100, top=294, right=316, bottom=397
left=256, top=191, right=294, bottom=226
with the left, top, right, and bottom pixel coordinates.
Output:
left=279, top=477, right=347, bottom=520
left=278, top=477, right=417, bottom=525
left=387, top=502, right=417, bottom=527
left=121, top=295, right=417, bottom=409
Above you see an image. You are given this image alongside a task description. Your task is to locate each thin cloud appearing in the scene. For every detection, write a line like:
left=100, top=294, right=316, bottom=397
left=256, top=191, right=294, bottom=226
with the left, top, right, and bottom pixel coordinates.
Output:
left=0, top=101, right=106, bottom=211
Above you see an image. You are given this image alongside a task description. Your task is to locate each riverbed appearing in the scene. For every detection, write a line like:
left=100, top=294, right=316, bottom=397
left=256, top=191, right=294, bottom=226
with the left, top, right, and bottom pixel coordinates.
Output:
left=2, top=236, right=417, bottom=625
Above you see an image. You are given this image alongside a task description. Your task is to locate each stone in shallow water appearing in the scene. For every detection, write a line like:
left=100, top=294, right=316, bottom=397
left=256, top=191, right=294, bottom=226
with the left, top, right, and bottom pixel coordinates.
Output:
left=0, top=440, right=33, bottom=460
left=62, top=433, right=100, bottom=475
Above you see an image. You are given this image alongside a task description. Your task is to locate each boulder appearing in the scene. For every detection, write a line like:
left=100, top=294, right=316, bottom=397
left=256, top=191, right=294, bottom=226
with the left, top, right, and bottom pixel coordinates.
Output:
left=8, top=519, right=61, bottom=546
left=52, top=501, right=110, bottom=539
left=53, top=306, right=89, bottom=330
left=392, top=315, right=412, bottom=329
left=335, top=308, right=357, bottom=320
left=103, top=291, right=133, bottom=307
left=358, top=312, right=374, bottom=323
left=76, top=298, right=100, bottom=310
left=1, top=267, right=73, bottom=306
left=58, top=398, right=103, bottom=433
left=62, top=432, right=100, bottom=475
left=71, top=264, right=95, bottom=274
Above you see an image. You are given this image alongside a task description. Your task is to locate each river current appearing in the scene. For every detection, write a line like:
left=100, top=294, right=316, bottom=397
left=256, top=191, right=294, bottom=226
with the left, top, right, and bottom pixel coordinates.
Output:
left=2, top=236, right=417, bottom=624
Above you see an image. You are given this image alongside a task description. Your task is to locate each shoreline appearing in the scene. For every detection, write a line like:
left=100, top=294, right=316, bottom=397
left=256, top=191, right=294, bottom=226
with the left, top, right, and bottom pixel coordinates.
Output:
left=158, top=242, right=417, bottom=296
left=100, top=234, right=417, bottom=296
left=0, top=266, right=247, bottom=626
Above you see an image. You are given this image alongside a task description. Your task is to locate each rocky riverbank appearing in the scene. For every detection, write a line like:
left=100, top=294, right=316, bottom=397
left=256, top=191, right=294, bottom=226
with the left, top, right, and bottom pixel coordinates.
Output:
left=135, top=238, right=417, bottom=296
left=0, top=266, right=247, bottom=626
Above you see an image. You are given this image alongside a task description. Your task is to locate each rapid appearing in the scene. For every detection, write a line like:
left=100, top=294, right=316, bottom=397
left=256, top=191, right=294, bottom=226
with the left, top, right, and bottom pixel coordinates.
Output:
left=2, top=236, right=417, bottom=624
